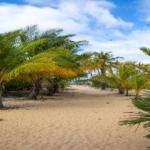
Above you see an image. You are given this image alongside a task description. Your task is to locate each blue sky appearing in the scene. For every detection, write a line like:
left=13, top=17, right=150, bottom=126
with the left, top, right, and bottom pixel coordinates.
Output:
left=0, top=0, right=150, bottom=62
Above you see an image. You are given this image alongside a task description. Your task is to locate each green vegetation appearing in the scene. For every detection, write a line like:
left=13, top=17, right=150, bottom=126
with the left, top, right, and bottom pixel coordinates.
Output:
left=1, top=26, right=150, bottom=141
left=119, top=48, right=150, bottom=139
left=0, top=26, right=87, bottom=108
left=90, top=58, right=150, bottom=97
left=120, top=96, right=150, bottom=138
left=1, top=25, right=150, bottom=144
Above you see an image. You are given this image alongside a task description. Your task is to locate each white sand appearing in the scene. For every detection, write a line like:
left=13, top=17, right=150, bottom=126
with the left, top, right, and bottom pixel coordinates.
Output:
left=0, top=85, right=149, bottom=150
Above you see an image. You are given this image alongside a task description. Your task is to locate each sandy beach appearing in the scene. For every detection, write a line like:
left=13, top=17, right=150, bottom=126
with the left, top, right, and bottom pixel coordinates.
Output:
left=0, top=85, right=149, bottom=150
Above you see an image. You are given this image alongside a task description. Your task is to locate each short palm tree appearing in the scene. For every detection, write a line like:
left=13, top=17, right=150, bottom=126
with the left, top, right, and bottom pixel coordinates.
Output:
left=102, top=63, right=135, bottom=95
left=91, top=52, right=121, bottom=90
left=130, top=74, right=150, bottom=97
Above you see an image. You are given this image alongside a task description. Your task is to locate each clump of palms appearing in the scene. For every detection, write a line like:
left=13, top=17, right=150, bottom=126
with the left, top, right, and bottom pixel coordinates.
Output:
left=113, top=62, right=149, bottom=96
left=0, top=26, right=86, bottom=107
left=91, top=61, right=150, bottom=96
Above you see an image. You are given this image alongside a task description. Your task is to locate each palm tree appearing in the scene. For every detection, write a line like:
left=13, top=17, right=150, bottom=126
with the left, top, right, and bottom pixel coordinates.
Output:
left=130, top=74, right=150, bottom=97
left=91, top=52, right=120, bottom=90
left=97, top=62, right=139, bottom=96
left=113, top=64, right=132, bottom=95
left=105, top=63, right=135, bottom=95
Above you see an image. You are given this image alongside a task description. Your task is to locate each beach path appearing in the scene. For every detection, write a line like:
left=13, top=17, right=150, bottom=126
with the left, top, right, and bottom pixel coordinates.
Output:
left=0, top=85, right=149, bottom=150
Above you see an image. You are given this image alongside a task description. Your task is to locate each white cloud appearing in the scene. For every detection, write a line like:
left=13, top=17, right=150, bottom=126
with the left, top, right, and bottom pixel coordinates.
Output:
left=84, top=1, right=133, bottom=28
left=0, top=0, right=133, bottom=33
left=0, top=4, right=88, bottom=33
left=0, top=1, right=149, bottom=63
left=80, top=29, right=150, bottom=63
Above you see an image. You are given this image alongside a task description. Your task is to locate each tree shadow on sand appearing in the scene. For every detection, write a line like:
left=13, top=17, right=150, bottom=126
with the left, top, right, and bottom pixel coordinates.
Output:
left=1, top=100, right=44, bottom=110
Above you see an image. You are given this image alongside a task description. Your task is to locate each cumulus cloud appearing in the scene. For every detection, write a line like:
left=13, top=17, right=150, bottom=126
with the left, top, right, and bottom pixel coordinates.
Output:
left=0, top=0, right=133, bottom=33
left=0, top=0, right=149, bottom=62
left=84, top=29, right=150, bottom=63
left=0, top=4, right=88, bottom=33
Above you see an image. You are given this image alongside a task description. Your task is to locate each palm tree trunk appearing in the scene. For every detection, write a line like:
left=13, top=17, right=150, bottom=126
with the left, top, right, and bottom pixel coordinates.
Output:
left=101, top=83, right=107, bottom=90
left=29, top=80, right=41, bottom=100
left=53, top=83, right=59, bottom=93
left=47, top=86, right=54, bottom=96
left=0, top=84, right=4, bottom=108
left=100, top=68, right=107, bottom=90
left=125, top=90, right=129, bottom=96
left=118, top=85, right=125, bottom=94
left=135, top=90, right=140, bottom=97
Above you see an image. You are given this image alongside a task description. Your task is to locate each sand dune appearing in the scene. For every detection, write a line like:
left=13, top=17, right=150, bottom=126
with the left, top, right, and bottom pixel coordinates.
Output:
left=0, top=85, right=149, bottom=150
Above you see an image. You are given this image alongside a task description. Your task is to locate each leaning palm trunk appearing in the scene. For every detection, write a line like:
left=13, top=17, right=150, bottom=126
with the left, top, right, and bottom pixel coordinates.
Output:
left=29, top=79, right=41, bottom=100
left=118, top=85, right=125, bottom=94
left=47, top=86, right=55, bottom=96
left=47, top=82, right=59, bottom=95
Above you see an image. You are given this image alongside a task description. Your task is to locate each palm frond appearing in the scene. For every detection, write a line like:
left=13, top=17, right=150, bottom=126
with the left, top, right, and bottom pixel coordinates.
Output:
left=120, top=96, right=150, bottom=138
left=140, top=47, right=150, bottom=56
